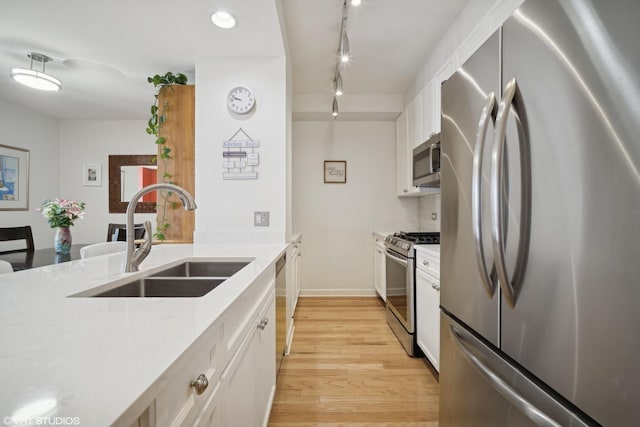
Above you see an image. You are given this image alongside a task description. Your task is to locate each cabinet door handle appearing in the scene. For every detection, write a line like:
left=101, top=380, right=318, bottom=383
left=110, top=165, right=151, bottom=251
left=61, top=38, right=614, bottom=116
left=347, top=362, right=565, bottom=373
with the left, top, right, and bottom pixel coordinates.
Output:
left=190, top=374, right=209, bottom=395
left=422, top=260, right=429, bottom=267
left=432, top=283, right=440, bottom=291
left=257, top=317, right=269, bottom=330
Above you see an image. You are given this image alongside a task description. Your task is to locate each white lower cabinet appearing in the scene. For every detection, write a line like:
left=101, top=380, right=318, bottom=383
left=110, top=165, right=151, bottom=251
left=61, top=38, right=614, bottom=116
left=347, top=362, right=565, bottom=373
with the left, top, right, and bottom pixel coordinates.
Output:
left=149, top=276, right=276, bottom=427
left=415, top=248, right=440, bottom=371
left=220, top=288, right=276, bottom=427
left=286, top=236, right=302, bottom=354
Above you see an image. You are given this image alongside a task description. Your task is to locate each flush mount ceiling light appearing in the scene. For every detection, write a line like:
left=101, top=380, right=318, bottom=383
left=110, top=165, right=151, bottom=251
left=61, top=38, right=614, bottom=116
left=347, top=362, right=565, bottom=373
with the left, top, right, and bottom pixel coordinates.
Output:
left=211, top=11, right=237, bottom=29
left=10, top=52, right=61, bottom=92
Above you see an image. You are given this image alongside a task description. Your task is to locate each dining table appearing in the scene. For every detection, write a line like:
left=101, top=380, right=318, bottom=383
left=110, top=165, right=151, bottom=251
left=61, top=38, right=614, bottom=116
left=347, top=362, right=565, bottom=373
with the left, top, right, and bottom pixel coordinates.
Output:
left=0, top=244, right=86, bottom=271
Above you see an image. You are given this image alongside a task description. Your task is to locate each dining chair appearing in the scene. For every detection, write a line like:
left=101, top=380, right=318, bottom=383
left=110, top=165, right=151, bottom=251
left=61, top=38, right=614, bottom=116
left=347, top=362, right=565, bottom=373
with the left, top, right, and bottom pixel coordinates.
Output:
left=80, top=242, right=127, bottom=259
left=0, top=260, right=14, bottom=274
left=106, top=223, right=146, bottom=242
left=0, top=226, right=35, bottom=253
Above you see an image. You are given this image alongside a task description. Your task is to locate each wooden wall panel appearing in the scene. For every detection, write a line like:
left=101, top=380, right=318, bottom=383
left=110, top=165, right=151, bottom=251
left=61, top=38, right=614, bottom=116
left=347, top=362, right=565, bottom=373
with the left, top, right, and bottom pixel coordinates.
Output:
left=157, top=85, right=195, bottom=242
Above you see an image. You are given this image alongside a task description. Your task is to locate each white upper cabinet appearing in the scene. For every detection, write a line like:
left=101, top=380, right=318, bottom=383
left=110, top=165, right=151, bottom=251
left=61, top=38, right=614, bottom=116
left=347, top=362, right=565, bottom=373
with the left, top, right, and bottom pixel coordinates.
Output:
left=432, top=58, right=456, bottom=135
left=420, top=82, right=435, bottom=144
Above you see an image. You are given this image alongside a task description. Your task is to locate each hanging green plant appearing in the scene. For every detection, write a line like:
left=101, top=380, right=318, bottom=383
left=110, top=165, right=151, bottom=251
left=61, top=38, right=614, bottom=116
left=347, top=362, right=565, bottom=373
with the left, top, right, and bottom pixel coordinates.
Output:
left=146, top=71, right=188, bottom=240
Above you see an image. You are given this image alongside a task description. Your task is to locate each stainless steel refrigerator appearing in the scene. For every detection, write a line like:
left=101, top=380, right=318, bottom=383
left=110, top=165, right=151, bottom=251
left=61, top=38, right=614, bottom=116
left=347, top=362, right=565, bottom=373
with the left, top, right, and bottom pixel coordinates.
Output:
left=440, top=0, right=640, bottom=425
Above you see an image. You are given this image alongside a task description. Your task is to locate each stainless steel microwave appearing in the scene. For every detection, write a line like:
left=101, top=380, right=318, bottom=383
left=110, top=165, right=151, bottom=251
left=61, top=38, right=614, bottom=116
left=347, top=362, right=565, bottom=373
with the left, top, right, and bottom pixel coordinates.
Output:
left=412, top=133, right=441, bottom=187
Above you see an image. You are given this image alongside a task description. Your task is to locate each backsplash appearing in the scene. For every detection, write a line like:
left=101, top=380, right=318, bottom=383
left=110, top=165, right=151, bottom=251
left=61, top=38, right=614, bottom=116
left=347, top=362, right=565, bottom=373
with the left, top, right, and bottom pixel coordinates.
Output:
left=418, top=193, right=441, bottom=232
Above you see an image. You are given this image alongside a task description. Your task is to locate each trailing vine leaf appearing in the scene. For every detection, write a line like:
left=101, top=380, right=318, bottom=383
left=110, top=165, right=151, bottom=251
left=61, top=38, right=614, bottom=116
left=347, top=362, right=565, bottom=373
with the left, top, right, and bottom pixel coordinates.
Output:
left=147, top=72, right=188, bottom=240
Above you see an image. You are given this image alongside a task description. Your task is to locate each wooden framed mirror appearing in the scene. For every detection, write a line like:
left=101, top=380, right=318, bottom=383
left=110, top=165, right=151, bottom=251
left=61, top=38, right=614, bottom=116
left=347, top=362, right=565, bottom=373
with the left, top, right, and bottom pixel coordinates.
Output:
left=108, top=155, right=157, bottom=213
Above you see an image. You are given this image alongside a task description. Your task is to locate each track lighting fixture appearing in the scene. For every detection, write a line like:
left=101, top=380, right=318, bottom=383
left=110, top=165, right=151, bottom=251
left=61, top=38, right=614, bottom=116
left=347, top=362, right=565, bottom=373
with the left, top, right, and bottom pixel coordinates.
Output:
left=10, top=52, right=61, bottom=92
left=339, top=30, right=350, bottom=63
left=334, top=70, right=343, bottom=96
left=330, top=1, right=361, bottom=117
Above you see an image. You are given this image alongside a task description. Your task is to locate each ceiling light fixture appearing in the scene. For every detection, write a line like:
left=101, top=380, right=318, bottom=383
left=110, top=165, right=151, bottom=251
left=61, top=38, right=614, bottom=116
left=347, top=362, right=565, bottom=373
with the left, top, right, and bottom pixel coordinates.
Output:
left=334, top=69, right=343, bottom=96
left=331, top=1, right=360, bottom=117
left=339, top=24, right=350, bottom=63
left=10, top=52, right=61, bottom=92
left=211, top=11, right=236, bottom=29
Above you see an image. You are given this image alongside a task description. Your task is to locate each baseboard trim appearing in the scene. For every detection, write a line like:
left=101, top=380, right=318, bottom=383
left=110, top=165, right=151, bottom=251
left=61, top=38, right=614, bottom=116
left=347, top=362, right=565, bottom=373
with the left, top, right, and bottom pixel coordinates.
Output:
left=299, top=289, right=378, bottom=297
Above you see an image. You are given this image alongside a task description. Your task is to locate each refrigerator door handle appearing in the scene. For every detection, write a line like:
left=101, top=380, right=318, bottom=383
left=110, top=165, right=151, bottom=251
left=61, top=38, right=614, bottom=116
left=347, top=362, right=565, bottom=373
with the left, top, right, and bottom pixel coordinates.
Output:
left=472, top=92, right=497, bottom=297
left=491, top=77, right=518, bottom=308
left=449, top=324, right=562, bottom=427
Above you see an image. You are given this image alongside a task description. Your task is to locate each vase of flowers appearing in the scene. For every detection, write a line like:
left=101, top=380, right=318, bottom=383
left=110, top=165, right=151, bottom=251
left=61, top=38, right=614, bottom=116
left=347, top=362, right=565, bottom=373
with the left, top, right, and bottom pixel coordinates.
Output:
left=39, top=198, right=86, bottom=254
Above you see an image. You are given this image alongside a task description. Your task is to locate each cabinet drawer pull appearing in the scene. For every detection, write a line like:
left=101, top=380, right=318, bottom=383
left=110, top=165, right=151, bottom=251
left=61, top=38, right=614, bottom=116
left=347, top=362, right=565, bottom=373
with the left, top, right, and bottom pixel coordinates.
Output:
left=190, top=374, right=209, bottom=395
left=432, top=283, right=440, bottom=291
left=423, top=260, right=429, bottom=267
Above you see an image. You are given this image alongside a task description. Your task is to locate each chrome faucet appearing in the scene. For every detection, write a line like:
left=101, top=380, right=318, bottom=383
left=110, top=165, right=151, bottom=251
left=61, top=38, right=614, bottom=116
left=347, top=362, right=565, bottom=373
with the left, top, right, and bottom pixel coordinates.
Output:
left=123, top=183, right=197, bottom=272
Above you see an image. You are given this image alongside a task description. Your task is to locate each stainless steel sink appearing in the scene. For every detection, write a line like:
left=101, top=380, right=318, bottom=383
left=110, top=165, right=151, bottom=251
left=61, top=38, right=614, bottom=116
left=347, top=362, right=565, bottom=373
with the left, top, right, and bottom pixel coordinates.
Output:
left=71, top=259, right=253, bottom=298
left=91, top=277, right=226, bottom=298
left=151, top=261, right=249, bottom=278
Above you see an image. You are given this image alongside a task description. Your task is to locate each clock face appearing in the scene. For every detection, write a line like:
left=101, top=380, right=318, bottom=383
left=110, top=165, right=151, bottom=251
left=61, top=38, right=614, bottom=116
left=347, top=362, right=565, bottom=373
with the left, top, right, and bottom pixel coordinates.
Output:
left=227, top=86, right=256, bottom=114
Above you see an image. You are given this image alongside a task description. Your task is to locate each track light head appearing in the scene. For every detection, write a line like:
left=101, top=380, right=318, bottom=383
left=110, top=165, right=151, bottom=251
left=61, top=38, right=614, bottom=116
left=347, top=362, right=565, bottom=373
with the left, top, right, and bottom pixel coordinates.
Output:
left=332, top=97, right=339, bottom=117
left=334, top=71, right=343, bottom=96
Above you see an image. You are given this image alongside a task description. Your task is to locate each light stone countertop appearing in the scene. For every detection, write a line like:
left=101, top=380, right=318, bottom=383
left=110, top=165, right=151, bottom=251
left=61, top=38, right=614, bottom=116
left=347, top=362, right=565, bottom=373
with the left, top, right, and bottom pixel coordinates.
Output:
left=414, top=244, right=441, bottom=257
left=0, top=242, right=287, bottom=427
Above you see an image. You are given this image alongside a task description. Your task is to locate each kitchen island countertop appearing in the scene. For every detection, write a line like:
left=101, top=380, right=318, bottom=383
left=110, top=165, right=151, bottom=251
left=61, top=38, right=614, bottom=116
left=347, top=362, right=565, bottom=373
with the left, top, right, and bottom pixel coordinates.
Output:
left=0, top=242, right=286, bottom=426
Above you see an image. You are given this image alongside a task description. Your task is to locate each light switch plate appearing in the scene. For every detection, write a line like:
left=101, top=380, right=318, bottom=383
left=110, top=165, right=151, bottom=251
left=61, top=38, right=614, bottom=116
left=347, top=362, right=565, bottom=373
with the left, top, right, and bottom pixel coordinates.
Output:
left=254, top=211, right=270, bottom=227
left=431, top=212, right=438, bottom=220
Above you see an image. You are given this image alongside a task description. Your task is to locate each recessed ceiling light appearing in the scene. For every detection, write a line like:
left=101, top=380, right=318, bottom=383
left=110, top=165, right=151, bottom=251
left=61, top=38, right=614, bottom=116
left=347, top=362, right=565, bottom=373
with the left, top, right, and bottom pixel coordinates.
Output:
left=211, top=11, right=236, bottom=29
left=351, top=0, right=362, bottom=6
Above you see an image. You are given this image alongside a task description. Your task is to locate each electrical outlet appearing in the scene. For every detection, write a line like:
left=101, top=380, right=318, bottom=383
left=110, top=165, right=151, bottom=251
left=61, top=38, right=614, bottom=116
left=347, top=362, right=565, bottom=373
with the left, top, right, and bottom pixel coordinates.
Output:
left=431, top=212, right=438, bottom=220
left=254, top=211, right=270, bottom=227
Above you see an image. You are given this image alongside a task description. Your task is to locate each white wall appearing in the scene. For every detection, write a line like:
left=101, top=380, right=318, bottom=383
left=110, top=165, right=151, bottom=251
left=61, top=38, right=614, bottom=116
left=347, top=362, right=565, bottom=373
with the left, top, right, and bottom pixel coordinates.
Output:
left=194, top=56, right=287, bottom=244
left=0, top=100, right=60, bottom=249
left=418, top=194, right=441, bottom=232
left=58, top=120, right=155, bottom=244
left=293, top=121, right=419, bottom=296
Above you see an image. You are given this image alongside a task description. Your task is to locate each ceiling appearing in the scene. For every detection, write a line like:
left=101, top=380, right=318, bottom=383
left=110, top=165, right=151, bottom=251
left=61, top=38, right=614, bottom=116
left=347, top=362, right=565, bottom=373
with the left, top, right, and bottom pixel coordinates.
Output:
left=0, top=0, right=469, bottom=121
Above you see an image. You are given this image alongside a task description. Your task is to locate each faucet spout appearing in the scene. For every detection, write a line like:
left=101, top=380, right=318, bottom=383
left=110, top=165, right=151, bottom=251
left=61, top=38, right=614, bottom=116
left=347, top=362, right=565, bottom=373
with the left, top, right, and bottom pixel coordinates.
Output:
left=123, top=183, right=196, bottom=272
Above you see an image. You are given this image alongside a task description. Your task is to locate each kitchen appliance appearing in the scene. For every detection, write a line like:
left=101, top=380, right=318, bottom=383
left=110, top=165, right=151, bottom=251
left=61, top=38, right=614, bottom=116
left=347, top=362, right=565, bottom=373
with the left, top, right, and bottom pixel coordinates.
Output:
left=412, top=133, right=440, bottom=187
left=275, top=254, right=286, bottom=377
left=385, top=232, right=440, bottom=356
left=440, top=0, right=640, bottom=425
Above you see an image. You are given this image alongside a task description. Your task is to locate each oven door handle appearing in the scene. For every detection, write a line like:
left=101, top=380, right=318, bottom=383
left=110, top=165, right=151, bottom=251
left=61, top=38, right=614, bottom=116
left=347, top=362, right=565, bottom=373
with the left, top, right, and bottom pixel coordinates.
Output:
left=385, top=249, right=408, bottom=267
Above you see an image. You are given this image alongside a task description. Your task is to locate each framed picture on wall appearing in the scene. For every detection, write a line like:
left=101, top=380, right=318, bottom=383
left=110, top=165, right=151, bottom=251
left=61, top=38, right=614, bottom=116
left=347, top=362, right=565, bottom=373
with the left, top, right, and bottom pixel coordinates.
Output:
left=0, top=144, right=30, bottom=211
left=324, top=160, right=347, bottom=184
left=83, top=163, right=102, bottom=186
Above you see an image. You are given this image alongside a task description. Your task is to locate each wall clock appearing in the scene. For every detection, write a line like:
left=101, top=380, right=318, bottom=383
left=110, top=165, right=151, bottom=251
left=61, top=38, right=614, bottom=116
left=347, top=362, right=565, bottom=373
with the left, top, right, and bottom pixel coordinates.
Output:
left=227, top=86, right=256, bottom=114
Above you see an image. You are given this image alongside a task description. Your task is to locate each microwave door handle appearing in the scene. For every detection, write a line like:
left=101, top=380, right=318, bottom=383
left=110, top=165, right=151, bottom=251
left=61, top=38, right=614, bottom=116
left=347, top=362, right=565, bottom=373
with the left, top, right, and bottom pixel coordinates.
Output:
left=491, top=78, right=518, bottom=308
left=472, top=92, right=497, bottom=297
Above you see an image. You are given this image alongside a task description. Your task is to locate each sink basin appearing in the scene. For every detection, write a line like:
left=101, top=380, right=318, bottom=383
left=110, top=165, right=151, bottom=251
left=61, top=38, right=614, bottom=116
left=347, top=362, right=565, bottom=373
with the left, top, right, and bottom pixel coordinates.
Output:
left=71, top=259, right=254, bottom=298
left=150, top=261, right=250, bottom=278
left=91, top=277, right=226, bottom=298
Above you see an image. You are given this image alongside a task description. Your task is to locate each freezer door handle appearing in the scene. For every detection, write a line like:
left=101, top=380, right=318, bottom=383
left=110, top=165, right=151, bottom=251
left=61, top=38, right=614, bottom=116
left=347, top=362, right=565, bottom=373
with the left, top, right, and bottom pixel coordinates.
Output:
left=491, top=77, right=518, bottom=308
left=472, top=91, right=497, bottom=298
left=449, top=324, right=563, bottom=427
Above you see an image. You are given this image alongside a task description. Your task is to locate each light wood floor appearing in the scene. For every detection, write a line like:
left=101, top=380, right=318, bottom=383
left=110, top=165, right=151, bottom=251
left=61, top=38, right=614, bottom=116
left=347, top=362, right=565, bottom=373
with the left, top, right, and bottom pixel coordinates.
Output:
left=268, top=297, right=439, bottom=427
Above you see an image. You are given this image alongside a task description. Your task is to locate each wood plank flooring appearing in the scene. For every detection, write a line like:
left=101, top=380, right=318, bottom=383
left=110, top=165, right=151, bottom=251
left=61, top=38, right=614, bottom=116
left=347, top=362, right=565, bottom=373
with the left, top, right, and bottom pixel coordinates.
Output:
left=268, top=297, right=439, bottom=427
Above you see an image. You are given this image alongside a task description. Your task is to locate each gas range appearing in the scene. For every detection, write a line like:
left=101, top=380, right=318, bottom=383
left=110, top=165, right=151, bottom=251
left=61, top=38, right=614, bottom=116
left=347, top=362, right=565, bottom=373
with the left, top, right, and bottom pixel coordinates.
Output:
left=384, top=231, right=440, bottom=257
